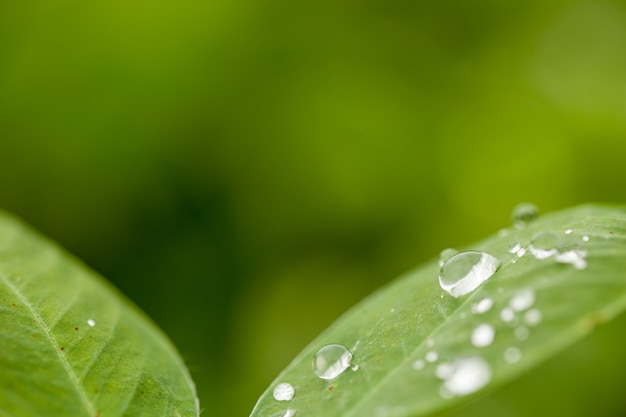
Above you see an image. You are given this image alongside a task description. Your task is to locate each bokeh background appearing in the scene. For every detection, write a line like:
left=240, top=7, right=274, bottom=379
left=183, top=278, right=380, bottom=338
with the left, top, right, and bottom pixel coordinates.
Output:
left=0, top=0, right=624, bottom=415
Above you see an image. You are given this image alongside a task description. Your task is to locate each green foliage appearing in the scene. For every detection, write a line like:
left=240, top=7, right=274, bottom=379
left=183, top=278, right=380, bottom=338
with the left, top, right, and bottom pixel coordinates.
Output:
left=250, top=205, right=626, bottom=417
left=0, top=212, right=198, bottom=417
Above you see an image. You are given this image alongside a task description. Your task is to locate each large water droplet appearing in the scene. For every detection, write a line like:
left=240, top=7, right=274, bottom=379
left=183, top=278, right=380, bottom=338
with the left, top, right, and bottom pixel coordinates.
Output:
left=439, top=251, right=500, bottom=297
left=439, top=248, right=458, bottom=267
left=436, top=357, right=492, bottom=397
left=529, top=231, right=558, bottom=260
left=312, top=344, right=352, bottom=380
left=471, top=324, right=495, bottom=347
left=273, top=383, right=295, bottom=401
left=511, top=203, right=539, bottom=228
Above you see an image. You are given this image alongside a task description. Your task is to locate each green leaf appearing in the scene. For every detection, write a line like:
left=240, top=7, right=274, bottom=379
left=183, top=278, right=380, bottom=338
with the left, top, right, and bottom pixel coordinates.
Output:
left=0, top=212, right=199, bottom=417
left=249, top=204, right=626, bottom=417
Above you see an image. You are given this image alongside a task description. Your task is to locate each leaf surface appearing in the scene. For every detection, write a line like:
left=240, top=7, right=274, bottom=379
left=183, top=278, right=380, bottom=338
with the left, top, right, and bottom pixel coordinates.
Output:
left=250, top=204, right=626, bottom=417
left=0, top=212, right=199, bottom=417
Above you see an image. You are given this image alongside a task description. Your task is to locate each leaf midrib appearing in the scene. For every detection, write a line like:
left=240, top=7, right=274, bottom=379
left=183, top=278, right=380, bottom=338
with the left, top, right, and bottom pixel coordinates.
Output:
left=0, top=274, right=96, bottom=417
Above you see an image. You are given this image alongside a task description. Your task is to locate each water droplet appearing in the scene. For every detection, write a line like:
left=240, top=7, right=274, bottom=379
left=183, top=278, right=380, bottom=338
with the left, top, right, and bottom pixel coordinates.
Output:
left=504, top=347, right=522, bottom=363
left=516, top=247, right=526, bottom=258
left=508, top=242, right=522, bottom=254
left=500, top=307, right=515, bottom=323
left=511, top=203, right=539, bottom=228
left=425, top=351, right=439, bottom=363
left=510, top=289, right=535, bottom=312
left=439, top=251, right=501, bottom=297
left=514, top=326, right=530, bottom=341
left=426, top=338, right=435, bottom=348
left=270, top=409, right=297, bottom=417
left=555, top=250, right=588, bottom=270
left=529, top=231, right=558, bottom=260
left=436, top=357, right=492, bottom=397
left=87, top=319, right=96, bottom=327
left=439, top=248, right=458, bottom=267
left=273, top=383, right=295, bottom=401
left=471, top=324, right=495, bottom=347
left=471, top=298, right=494, bottom=314
left=390, top=308, right=395, bottom=313
left=524, top=309, right=543, bottom=326
left=312, top=344, right=352, bottom=380
left=412, top=360, right=425, bottom=370
left=564, top=229, right=573, bottom=235
left=582, top=235, right=590, bottom=242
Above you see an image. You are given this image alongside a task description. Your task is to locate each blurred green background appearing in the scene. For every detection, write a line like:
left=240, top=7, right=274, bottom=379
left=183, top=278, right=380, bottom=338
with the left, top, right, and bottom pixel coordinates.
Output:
left=0, top=0, right=624, bottom=415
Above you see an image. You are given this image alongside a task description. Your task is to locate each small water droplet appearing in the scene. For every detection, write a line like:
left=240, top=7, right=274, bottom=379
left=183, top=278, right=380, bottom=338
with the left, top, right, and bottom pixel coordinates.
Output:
left=529, top=231, right=558, bottom=260
left=471, top=298, right=494, bottom=314
left=270, top=409, right=297, bottom=417
left=425, top=351, right=439, bottom=363
left=87, top=319, right=96, bottom=327
left=511, top=203, right=539, bottom=228
left=504, top=347, right=522, bottom=363
left=436, top=357, right=492, bottom=397
left=582, top=235, right=590, bottom=242
left=439, top=248, right=458, bottom=267
left=508, top=242, right=522, bottom=254
left=516, top=247, right=526, bottom=258
left=412, top=360, right=425, bottom=370
left=564, top=229, right=573, bottom=235
left=500, top=307, right=515, bottom=323
left=514, top=326, right=530, bottom=341
left=471, top=324, right=495, bottom=348
left=426, top=338, right=435, bottom=348
left=312, top=344, right=352, bottom=380
left=510, top=289, right=535, bottom=312
left=390, top=308, right=395, bottom=313
left=439, top=251, right=501, bottom=297
left=524, top=309, right=543, bottom=326
left=273, top=383, right=295, bottom=401
left=555, top=250, right=588, bottom=270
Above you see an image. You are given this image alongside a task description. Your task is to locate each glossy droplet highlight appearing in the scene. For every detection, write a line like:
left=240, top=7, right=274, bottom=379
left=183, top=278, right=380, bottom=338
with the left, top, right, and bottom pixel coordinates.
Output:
left=471, top=324, right=495, bottom=347
left=425, top=351, right=439, bottom=363
left=436, top=357, right=492, bottom=397
left=529, top=231, right=558, bottom=260
left=87, top=319, right=96, bottom=327
left=312, top=344, right=352, bottom=380
left=439, top=248, right=458, bottom=267
left=511, top=203, right=539, bottom=228
left=412, top=360, right=425, bottom=370
left=471, top=298, right=494, bottom=315
left=439, top=251, right=500, bottom=297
